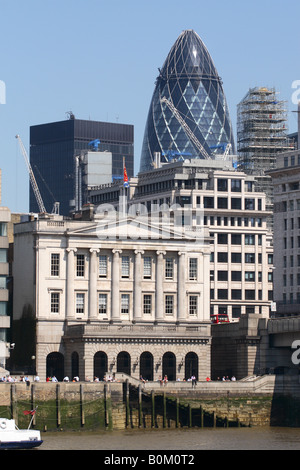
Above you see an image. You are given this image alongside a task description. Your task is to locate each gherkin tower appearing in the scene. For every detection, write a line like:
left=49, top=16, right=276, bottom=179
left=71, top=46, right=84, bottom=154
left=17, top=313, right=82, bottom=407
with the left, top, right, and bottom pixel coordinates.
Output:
left=140, top=29, right=235, bottom=172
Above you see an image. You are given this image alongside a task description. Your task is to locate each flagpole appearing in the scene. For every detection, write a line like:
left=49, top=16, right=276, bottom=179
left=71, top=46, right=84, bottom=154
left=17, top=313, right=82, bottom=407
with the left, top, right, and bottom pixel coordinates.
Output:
left=122, top=157, right=127, bottom=218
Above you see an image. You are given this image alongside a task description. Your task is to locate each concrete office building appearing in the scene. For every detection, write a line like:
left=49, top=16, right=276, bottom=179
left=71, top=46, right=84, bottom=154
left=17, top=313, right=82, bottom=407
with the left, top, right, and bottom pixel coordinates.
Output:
left=90, top=158, right=274, bottom=321
left=268, top=103, right=300, bottom=314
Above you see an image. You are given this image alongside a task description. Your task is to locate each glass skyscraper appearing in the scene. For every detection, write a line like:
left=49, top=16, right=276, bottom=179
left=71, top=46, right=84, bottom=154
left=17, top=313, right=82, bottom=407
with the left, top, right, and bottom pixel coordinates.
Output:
left=140, top=30, right=235, bottom=172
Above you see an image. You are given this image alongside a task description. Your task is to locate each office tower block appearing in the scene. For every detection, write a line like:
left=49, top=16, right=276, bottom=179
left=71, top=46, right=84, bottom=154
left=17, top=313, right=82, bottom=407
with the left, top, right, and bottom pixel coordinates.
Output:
left=30, top=116, right=134, bottom=216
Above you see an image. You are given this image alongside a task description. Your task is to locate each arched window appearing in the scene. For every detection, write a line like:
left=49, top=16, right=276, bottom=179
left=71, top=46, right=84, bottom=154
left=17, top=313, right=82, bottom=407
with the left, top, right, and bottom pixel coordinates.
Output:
left=94, top=351, right=108, bottom=380
left=185, top=352, right=198, bottom=380
left=140, top=352, right=153, bottom=381
left=117, top=351, right=131, bottom=375
left=162, top=352, right=176, bottom=381
left=46, top=352, right=64, bottom=381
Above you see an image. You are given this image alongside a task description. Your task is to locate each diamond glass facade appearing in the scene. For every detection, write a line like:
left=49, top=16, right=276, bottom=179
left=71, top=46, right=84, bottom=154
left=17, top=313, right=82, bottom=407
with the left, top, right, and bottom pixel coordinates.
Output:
left=140, top=30, right=235, bottom=172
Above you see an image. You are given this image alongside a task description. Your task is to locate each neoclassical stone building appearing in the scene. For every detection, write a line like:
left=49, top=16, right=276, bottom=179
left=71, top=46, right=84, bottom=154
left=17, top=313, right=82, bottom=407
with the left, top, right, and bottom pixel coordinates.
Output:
left=13, top=207, right=211, bottom=381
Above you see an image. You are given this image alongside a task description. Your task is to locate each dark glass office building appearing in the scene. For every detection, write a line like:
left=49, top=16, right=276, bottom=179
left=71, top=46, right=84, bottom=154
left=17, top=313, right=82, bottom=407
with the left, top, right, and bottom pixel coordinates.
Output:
left=30, top=117, right=134, bottom=215
left=140, top=30, right=235, bottom=172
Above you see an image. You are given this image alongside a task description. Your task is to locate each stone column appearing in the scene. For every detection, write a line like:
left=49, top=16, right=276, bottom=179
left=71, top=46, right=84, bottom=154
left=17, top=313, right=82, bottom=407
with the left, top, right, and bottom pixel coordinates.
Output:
left=155, top=251, right=166, bottom=321
left=89, top=248, right=100, bottom=320
left=111, top=249, right=122, bottom=321
left=134, top=249, right=144, bottom=321
left=177, top=252, right=186, bottom=321
left=66, top=247, right=77, bottom=319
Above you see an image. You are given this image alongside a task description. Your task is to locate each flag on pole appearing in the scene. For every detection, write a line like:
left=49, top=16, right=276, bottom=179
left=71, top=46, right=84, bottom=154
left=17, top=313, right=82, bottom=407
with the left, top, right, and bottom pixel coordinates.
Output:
left=23, top=408, right=37, bottom=416
left=123, top=157, right=129, bottom=188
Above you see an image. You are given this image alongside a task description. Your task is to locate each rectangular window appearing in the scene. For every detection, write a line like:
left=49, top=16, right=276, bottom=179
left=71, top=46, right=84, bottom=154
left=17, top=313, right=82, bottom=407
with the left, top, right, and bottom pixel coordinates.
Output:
left=245, top=234, right=255, bottom=245
left=231, top=234, right=241, bottom=245
left=189, top=258, right=198, bottom=280
left=189, top=296, right=198, bottom=316
left=121, top=256, right=130, bottom=278
left=218, top=289, right=228, bottom=299
left=218, top=233, right=228, bottom=244
left=0, top=223, right=7, bottom=237
left=217, top=252, right=228, bottom=263
left=231, top=289, right=242, bottom=300
left=143, top=257, right=152, bottom=279
left=76, top=254, right=85, bottom=277
left=217, top=179, right=228, bottom=191
left=231, top=198, right=241, bottom=210
left=143, top=294, right=152, bottom=315
left=99, top=255, right=107, bottom=277
left=217, top=197, right=228, bottom=209
left=98, top=294, right=107, bottom=315
left=245, top=253, right=255, bottom=263
left=76, top=293, right=85, bottom=315
left=218, top=271, right=228, bottom=281
left=245, top=290, right=255, bottom=300
left=245, top=271, right=255, bottom=282
left=231, top=252, right=241, bottom=263
left=232, top=306, right=241, bottom=318
left=231, top=271, right=241, bottom=281
left=245, top=198, right=255, bottom=210
left=165, top=295, right=174, bottom=315
left=121, top=294, right=130, bottom=315
left=165, top=258, right=174, bottom=279
left=204, top=197, right=214, bottom=208
left=51, top=253, right=60, bottom=277
left=0, top=249, right=7, bottom=263
left=51, top=292, right=60, bottom=313
left=231, top=179, right=241, bottom=192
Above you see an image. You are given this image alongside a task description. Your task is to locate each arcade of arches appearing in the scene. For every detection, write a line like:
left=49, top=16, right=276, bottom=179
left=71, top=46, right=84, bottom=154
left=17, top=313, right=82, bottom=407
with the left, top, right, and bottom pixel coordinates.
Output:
left=45, top=351, right=200, bottom=382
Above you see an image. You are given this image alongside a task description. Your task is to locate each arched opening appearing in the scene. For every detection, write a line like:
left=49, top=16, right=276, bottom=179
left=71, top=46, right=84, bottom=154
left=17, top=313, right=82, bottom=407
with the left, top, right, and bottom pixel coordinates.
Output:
left=140, top=352, right=153, bottom=381
left=94, top=351, right=108, bottom=380
left=71, top=351, right=79, bottom=379
left=117, top=351, right=131, bottom=376
left=185, top=352, right=199, bottom=380
left=46, top=352, right=64, bottom=381
left=162, top=352, right=176, bottom=381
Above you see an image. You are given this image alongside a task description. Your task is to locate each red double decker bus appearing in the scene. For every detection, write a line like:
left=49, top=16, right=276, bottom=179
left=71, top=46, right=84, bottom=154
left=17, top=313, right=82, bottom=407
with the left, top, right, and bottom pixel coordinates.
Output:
left=211, top=314, right=229, bottom=324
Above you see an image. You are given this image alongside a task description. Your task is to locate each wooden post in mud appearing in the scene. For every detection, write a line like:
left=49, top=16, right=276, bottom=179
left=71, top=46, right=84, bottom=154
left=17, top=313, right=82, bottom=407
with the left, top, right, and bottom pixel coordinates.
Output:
left=151, top=390, right=155, bottom=428
left=138, top=385, right=142, bottom=428
left=80, top=384, right=85, bottom=427
left=56, top=384, right=61, bottom=428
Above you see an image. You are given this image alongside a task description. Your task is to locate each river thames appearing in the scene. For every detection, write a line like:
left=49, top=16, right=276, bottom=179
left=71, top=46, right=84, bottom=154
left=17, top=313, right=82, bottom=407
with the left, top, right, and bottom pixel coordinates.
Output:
left=37, top=426, right=300, bottom=451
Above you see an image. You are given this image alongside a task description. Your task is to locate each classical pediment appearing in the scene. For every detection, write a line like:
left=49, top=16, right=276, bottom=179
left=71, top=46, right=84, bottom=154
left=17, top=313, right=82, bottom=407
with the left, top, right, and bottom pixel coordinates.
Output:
left=65, top=212, right=205, bottom=243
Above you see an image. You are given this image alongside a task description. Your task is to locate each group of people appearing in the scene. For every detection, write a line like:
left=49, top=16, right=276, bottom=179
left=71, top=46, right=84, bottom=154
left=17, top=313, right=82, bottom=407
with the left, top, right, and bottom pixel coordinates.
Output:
left=216, top=376, right=236, bottom=381
left=0, top=375, right=32, bottom=383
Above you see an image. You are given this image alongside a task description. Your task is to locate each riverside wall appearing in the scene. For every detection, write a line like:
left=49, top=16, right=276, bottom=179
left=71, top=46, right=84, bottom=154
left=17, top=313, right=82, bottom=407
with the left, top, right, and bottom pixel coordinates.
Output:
left=0, top=375, right=300, bottom=430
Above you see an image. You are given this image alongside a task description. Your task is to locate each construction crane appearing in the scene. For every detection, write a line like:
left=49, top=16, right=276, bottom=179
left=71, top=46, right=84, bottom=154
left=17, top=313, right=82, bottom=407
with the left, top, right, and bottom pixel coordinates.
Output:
left=15, top=134, right=47, bottom=214
left=160, top=97, right=212, bottom=160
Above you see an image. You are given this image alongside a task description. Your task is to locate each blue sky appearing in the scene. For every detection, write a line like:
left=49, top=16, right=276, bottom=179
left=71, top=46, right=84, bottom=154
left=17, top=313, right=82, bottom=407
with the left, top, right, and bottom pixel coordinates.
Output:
left=0, top=0, right=299, bottom=213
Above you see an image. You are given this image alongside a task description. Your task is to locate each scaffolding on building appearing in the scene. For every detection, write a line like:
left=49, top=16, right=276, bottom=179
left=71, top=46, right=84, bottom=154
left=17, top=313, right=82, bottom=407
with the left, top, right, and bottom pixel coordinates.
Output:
left=237, top=87, right=293, bottom=202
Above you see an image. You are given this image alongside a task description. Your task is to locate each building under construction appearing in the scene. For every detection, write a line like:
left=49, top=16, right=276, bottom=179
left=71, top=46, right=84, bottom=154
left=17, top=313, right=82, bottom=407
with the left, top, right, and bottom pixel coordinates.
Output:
left=237, top=87, right=292, bottom=219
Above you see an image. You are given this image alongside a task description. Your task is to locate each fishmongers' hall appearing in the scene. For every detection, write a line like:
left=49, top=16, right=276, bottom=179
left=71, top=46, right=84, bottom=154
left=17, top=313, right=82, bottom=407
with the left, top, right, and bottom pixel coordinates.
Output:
left=13, top=202, right=211, bottom=382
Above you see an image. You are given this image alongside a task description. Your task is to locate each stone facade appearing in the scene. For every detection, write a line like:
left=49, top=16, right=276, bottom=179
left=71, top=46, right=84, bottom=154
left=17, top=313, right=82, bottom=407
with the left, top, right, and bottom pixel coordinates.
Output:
left=13, top=210, right=211, bottom=382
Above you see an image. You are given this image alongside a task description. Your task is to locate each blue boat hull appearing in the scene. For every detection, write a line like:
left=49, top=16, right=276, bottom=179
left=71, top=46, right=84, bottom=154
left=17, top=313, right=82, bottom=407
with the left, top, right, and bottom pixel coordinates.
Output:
left=0, top=440, right=43, bottom=450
